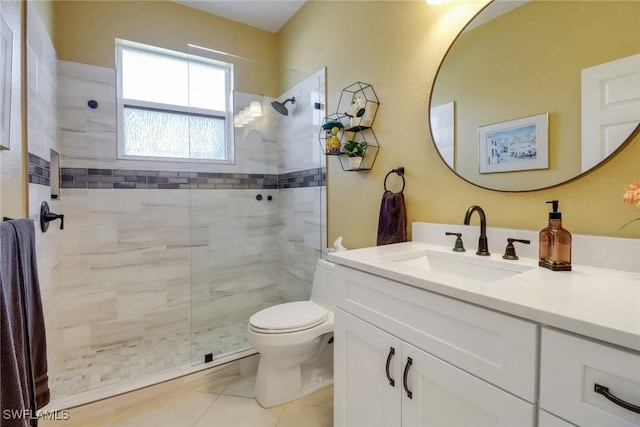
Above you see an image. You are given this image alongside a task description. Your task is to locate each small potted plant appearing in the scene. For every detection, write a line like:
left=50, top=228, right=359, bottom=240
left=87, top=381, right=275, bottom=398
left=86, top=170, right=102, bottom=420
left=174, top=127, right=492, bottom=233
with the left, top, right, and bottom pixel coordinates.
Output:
left=343, top=140, right=368, bottom=170
left=346, top=96, right=366, bottom=128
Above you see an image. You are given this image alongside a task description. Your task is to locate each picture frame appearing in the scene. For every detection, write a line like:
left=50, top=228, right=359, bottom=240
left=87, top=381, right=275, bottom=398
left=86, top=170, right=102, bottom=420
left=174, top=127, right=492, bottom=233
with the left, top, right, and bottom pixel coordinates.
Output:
left=0, top=14, right=13, bottom=150
left=478, top=112, right=548, bottom=174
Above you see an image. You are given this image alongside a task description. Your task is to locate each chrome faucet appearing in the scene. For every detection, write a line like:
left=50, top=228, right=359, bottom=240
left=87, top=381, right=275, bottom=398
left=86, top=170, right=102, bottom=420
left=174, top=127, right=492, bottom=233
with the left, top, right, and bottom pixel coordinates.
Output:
left=463, top=205, right=490, bottom=256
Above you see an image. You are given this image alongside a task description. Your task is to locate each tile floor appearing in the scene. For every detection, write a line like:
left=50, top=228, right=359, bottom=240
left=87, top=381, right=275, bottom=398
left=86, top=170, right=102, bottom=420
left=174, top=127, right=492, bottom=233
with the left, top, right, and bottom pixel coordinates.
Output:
left=71, top=374, right=333, bottom=427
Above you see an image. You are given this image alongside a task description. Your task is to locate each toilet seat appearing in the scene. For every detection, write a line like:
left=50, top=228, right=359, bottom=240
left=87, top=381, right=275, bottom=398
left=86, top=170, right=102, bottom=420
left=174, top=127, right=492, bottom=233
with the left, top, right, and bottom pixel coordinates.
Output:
left=249, top=301, right=328, bottom=334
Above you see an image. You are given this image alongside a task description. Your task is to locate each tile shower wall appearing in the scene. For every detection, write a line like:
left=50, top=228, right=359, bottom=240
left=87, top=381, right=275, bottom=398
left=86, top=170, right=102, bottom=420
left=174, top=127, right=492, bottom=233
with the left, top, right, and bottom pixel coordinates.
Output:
left=26, top=0, right=63, bottom=379
left=277, top=186, right=326, bottom=303
left=275, top=69, right=327, bottom=302
left=52, top=59, right=325, bottom=398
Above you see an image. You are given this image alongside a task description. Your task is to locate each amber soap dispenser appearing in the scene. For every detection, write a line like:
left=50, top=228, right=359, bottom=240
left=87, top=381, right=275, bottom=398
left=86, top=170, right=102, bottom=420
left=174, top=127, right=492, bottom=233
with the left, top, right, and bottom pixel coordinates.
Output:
left=539, top=200, right=572, bottom=271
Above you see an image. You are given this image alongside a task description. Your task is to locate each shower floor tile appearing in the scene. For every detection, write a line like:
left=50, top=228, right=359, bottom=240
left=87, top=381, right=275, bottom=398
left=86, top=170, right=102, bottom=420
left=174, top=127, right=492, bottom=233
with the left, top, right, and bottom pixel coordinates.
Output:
left=51, top=319, right=251, bottom=400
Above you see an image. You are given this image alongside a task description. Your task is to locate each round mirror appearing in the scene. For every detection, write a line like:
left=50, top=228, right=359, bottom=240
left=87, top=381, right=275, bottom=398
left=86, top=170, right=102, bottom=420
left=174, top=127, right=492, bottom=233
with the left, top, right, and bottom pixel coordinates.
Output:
left=430, top=1, right=640, bottom=192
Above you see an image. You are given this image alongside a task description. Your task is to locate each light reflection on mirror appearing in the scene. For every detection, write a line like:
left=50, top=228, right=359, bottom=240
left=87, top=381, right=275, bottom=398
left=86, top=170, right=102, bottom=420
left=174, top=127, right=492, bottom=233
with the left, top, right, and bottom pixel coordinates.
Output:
left=430, top=0, right=640, bottom=192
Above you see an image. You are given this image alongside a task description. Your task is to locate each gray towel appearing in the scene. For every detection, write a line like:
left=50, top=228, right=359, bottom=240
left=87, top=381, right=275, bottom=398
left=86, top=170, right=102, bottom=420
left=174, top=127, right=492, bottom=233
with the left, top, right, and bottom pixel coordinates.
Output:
left=10, top=220, right=49, bottom=410
left=1, top=219, right=50, bottom=426
left=1, top=222, right=32, bottom=426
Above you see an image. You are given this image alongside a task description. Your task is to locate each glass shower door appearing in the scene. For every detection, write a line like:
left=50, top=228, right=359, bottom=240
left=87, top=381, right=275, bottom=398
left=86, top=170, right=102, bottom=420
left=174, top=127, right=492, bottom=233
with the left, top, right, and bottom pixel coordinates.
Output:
left=186, top=44, right=326, bottom=367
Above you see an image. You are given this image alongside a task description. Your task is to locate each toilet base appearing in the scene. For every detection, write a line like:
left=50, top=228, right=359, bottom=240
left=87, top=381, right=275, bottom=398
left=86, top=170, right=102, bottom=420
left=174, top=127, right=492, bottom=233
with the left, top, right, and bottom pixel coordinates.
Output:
left=254, top=364, right=333, bottom=408
left=254, top=334, right=334, bottom=408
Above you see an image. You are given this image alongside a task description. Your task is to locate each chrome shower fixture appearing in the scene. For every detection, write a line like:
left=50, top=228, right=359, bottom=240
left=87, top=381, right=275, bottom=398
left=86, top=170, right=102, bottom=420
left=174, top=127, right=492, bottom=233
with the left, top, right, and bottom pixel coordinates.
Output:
left=271, top=97, right=295, bottom=116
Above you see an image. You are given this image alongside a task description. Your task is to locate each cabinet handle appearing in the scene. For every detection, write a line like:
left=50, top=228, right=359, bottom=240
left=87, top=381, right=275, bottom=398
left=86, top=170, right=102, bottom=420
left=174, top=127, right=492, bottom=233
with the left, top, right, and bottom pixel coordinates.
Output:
left=594, top=384, right=640, bottom=414
left=403, top=357, right=413, bottom=399
left=385, top=347, right=395, bottom=387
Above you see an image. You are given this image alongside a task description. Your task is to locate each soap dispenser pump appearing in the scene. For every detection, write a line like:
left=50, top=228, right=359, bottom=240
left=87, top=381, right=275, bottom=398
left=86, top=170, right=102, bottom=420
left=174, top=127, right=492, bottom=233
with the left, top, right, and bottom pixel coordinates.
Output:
left=539, top=200, right=572, bottom=271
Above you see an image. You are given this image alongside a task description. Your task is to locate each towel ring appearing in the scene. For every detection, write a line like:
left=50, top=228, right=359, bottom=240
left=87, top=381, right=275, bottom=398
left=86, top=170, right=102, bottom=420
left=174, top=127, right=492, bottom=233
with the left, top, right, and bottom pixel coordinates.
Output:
left=384, top=167, right=405, bottom=193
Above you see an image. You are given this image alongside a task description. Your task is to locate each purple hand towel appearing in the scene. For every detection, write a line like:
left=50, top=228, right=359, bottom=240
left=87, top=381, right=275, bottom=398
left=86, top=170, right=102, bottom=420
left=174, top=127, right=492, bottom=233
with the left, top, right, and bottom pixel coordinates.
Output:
left=377, top=190, right=407, bottom=246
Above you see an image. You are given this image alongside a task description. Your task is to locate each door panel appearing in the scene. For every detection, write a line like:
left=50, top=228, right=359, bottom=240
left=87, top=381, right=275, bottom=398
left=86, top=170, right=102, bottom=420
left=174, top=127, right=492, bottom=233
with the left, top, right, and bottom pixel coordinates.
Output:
left=581, top=53, right=640, bottom=171
left=334, top=309, right=402, bottom=427
left=401, top=342, right=535, bottom=427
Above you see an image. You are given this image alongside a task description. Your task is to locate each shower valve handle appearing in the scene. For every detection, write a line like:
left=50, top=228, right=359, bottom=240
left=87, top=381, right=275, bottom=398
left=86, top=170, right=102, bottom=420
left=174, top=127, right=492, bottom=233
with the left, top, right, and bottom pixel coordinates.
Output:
left=40, top=201, right=64, bottom=232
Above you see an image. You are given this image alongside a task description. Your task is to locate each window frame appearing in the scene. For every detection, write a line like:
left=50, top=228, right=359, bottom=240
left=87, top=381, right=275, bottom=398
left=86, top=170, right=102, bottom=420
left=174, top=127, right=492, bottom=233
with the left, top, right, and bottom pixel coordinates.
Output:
left=115, top=39, right=235, bottom=164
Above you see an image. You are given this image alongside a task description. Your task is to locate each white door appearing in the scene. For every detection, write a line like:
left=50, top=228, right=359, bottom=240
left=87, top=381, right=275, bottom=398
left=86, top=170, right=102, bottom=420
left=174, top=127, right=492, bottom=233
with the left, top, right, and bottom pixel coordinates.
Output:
left=581, top=53, right=640, bottom=172
left=401, top=342, right=535, bottom=427
left=334, top=309, right=402, bottom=427
left=430, top=101, right=455, bottom=169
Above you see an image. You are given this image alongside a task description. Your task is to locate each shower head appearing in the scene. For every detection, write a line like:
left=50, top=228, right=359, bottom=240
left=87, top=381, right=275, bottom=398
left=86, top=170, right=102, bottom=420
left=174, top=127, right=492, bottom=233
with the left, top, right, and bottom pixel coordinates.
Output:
left=270, top=97, right=296, bottom=116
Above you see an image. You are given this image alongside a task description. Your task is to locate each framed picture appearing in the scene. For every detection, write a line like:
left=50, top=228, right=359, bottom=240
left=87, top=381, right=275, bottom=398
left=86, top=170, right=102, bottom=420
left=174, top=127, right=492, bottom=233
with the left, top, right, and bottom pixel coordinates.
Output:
left=0, top=14, right=13, bottom=150
left=478, top=113, right=548, bottom=174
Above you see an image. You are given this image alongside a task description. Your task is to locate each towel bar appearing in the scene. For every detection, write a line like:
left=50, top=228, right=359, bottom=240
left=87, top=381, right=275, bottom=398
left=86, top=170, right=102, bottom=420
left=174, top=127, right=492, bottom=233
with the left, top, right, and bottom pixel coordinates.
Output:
left=384, top=167, right=405, bottom=193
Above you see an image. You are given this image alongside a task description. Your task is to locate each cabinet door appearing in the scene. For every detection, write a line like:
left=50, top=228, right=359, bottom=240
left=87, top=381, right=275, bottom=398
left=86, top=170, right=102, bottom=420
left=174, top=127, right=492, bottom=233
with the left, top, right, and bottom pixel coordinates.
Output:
left=540, top=328, right=640, bottom=427
left=334, top=309, right=402, bottom=427
left=401, top=342, right=535, bottom=427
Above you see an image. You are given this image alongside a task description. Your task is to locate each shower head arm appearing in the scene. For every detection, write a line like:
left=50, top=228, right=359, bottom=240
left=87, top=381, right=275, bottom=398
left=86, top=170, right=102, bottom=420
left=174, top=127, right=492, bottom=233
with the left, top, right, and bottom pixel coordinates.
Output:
left=271, top=97, right=296, bottom=116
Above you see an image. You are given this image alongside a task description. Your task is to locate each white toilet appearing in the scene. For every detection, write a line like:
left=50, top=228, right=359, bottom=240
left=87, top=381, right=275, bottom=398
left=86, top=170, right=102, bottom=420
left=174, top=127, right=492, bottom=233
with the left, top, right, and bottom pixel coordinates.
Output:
left=247, top=259, right=335, bottom=408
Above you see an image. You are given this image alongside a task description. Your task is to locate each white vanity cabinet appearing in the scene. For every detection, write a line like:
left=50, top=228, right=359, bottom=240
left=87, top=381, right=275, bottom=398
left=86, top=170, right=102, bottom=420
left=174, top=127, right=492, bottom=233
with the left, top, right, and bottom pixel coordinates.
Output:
left=539, top=328, right=640, bottom=427
left=334, top=265, right=538, bottom=427
left=330, top=225, right=640, bottom=427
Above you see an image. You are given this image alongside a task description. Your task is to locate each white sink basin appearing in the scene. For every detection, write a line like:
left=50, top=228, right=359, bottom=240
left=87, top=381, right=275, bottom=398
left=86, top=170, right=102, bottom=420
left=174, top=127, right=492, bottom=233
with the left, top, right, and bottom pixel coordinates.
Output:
left=384, top=249, right=534, bottom=283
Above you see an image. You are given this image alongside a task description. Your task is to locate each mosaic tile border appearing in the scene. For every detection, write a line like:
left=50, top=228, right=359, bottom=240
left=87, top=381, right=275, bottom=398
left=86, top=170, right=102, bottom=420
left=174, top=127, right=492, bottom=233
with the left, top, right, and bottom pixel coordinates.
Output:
left=28, top=153, right=51, bottom=186
left=278, top=169, right=326, bottom=189
left=28, top=151, right=325, bottom=189
left=60, top=168, right=277, bottom=190
left=59, top=167, right=325, bottom=190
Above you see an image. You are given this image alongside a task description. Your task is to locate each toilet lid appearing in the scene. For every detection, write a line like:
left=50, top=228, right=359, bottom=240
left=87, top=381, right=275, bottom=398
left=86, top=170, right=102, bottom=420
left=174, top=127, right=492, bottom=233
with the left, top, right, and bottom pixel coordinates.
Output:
left=249, top=301, right=328, bottom=333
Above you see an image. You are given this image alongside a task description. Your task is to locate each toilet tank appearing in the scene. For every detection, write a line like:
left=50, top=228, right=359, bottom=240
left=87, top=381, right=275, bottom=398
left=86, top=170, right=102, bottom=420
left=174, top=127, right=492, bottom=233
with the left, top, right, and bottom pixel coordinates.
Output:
left=310, top=259, right=335, bottom=311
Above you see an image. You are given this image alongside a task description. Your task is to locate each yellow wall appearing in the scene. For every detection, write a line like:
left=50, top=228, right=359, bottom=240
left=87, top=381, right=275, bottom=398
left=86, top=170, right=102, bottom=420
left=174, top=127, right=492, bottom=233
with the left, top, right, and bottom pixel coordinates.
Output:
left=432, top=1, right=639, bottom=191
left=278, top=0, right=640, bottom=248
left=53, top=1, right=278, bottom=68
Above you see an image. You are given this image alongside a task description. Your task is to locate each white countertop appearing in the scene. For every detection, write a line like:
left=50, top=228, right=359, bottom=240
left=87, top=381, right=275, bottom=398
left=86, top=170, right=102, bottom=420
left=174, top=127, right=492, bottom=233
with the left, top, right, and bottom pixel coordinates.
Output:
left=328, top=240, right=640, bottom=352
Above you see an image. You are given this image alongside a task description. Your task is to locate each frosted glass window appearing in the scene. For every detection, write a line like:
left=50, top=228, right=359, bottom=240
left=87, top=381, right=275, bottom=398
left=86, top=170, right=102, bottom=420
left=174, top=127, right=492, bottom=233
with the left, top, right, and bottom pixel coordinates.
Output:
left=116, top=40, right=233, bottom=162
left=124, top=108, right=226, bottom=159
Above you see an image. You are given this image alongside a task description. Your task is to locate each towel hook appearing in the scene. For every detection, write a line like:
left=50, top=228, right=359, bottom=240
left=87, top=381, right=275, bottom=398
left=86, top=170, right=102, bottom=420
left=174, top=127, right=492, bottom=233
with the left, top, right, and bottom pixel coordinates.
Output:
left=384, top=167, right=405, bottom=193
